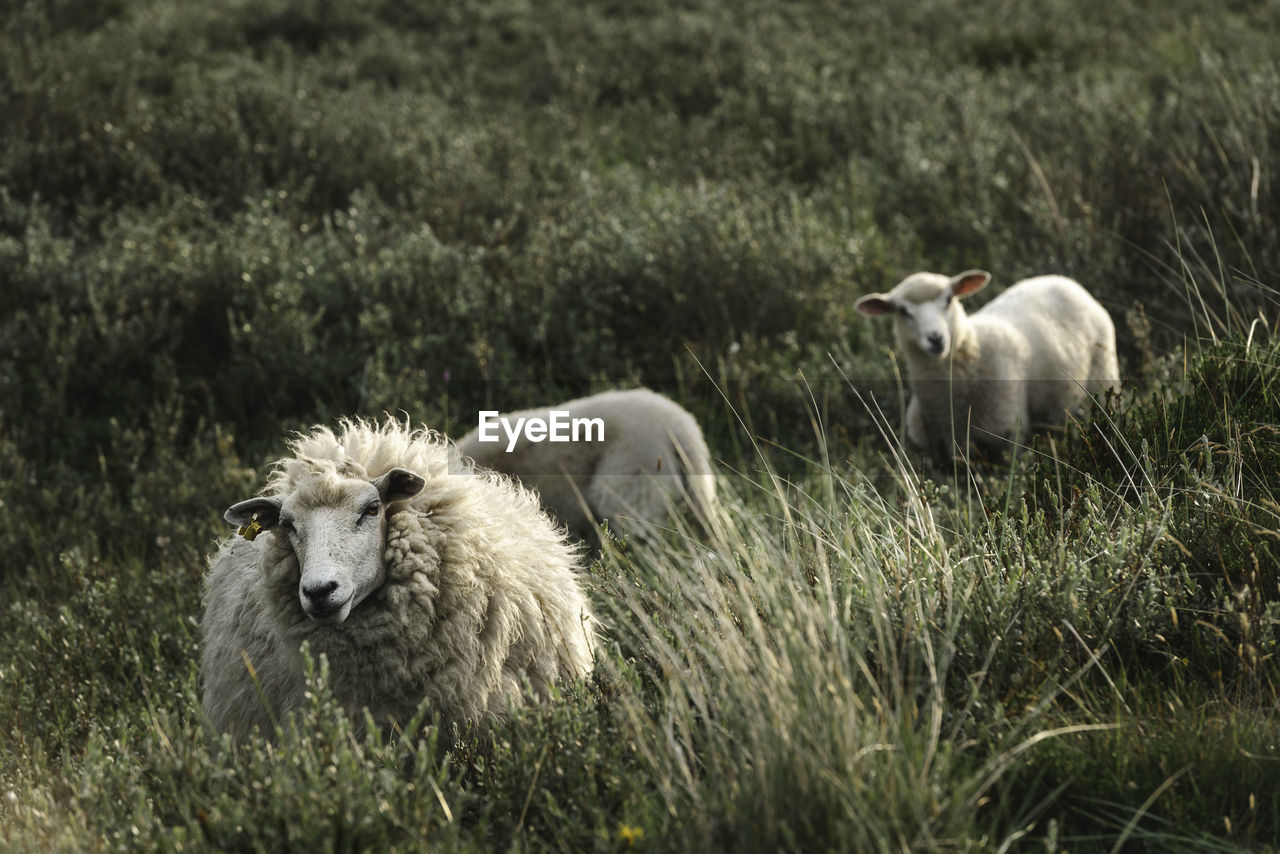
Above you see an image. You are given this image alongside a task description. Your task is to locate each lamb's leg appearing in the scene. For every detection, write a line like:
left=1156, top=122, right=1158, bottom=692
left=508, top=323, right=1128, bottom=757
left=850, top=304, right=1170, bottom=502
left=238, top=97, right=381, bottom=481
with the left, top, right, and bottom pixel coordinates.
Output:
left=905, top=396, right=928, bottom=449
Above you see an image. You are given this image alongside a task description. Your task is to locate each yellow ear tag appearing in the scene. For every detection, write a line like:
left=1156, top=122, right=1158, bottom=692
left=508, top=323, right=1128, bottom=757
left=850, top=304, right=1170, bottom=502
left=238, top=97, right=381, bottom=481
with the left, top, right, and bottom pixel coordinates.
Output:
left=238, top=518, right=264, bottom=541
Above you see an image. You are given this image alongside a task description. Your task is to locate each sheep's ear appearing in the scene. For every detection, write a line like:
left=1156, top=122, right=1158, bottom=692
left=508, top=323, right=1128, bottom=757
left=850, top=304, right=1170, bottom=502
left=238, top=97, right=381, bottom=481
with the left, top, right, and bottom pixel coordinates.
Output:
left=855, top=294, right=895, bottom=316
left=373, top=468, right=426, bottom=503
left=949, top=270, right=991, bottom=298
left=225, top=497, right=282, bottom=529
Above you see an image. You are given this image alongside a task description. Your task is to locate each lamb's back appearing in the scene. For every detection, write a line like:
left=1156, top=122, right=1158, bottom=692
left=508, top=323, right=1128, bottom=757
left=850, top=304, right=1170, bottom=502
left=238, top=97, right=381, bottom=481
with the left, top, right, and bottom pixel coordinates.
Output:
left=974, top=276, right=1111, bottom=379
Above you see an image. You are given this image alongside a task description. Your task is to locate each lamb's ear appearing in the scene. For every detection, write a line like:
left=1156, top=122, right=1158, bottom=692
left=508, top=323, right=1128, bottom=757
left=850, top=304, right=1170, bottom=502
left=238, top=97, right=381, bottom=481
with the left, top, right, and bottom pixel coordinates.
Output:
left=225, top=497, right=282, bottom=529
left=949, top=270, right=991, bottom=298
left=855, top=294, right=895, bottom=316
left=373, top=468, right=426, bottom=503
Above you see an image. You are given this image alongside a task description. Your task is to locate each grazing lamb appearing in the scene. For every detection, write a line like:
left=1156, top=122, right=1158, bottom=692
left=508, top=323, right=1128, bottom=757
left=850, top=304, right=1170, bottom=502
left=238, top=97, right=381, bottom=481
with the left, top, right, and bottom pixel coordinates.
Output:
left=200, top=418, right=596, bottom=743
left=855, top=270, right=1119, bottom=461
left=456, top=388, right=717, bottom=544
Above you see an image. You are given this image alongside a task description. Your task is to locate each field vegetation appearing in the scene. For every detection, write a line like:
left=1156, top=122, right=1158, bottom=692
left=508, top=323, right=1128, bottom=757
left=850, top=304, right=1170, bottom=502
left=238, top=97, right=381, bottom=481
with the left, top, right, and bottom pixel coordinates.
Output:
left=2, top=0, right=1278, bottom=849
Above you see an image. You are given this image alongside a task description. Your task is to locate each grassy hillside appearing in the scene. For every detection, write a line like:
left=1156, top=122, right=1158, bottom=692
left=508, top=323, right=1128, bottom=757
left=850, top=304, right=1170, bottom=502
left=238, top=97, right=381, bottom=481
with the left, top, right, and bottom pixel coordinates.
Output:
left=2, top=0, right=1278, bottom=850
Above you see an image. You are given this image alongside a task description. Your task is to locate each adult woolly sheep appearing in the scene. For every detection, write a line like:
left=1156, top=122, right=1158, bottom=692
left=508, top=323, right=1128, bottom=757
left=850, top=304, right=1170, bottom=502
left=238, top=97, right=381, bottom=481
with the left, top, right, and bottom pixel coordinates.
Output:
left=855, top=270, right=1119, bottom=462
left=200, top=418, right=596, bottom=743
left=456, top=388, right=717, bottom=545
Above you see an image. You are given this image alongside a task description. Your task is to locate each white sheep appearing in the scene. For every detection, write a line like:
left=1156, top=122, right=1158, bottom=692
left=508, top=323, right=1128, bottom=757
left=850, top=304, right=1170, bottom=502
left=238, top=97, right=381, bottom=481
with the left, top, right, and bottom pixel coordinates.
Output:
left=855, top=270, right=1119, bottom=461
left=200, top=417, right=596, bottom=743
left=456, top=388, right=717, bottom=544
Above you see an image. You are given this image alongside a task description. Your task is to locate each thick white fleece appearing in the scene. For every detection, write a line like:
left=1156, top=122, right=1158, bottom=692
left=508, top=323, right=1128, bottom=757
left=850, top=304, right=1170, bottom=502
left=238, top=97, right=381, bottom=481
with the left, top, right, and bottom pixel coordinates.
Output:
left=201, top=418, right=596, bottom=742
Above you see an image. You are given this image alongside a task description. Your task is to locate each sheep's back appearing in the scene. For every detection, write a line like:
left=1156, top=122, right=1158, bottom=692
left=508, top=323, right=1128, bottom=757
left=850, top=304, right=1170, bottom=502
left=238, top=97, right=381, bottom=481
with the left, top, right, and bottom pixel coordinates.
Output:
left=458, top=388, right=714, bottom=539
left=975, top=275, right=1115, bottom=419
left=976, top=276, right=1113, bottom=377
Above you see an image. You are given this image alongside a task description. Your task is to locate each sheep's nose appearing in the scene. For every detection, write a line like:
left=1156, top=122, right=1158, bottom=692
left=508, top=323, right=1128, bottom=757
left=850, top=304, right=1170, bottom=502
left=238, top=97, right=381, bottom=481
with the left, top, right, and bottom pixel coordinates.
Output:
left=927, top=333, right=945, bottom=354
left=303, top=579, right=339, bottom=602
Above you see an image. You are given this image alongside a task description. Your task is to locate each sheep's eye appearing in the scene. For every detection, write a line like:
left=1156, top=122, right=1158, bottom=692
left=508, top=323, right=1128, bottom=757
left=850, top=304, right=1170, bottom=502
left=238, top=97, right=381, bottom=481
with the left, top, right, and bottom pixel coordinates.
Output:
left=278, top=517, right=296, bottom=534
left=896, top=305, right=912, bottom=318
left=360, top=501, right=381, bottom=521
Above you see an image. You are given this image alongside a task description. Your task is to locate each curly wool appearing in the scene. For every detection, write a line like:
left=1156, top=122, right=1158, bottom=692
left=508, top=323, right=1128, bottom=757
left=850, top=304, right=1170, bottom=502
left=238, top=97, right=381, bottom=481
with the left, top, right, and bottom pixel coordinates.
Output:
left=200, top=418, right=596, bottom=742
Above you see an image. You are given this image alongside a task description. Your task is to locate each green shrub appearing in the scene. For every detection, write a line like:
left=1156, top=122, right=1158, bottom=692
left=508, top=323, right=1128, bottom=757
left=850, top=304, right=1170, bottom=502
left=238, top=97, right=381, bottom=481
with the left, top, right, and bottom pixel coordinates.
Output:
left=3, top=0, right=1280, bottom=849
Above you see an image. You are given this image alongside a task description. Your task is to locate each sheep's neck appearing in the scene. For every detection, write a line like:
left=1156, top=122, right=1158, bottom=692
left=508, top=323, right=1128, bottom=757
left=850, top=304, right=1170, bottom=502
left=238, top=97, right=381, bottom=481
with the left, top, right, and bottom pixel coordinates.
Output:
left=951, top=322, right=979, bottom=364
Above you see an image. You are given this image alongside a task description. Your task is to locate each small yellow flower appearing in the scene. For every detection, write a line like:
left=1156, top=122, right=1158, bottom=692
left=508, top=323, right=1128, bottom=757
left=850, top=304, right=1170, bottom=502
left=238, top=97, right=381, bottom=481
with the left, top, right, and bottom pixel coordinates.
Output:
left=618, top=824, right=644, bottom=847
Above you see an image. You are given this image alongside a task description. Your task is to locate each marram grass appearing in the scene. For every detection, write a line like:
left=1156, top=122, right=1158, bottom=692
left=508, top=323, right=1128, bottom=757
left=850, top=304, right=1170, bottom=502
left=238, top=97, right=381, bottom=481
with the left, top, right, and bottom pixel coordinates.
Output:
left=4, top=336, right=1278, bottom=851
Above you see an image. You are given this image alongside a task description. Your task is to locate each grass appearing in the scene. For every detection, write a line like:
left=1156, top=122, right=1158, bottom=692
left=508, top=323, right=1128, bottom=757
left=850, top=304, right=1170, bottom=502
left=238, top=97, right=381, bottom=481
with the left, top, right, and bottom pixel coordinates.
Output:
left=3, top=0, right=1280, bottom=850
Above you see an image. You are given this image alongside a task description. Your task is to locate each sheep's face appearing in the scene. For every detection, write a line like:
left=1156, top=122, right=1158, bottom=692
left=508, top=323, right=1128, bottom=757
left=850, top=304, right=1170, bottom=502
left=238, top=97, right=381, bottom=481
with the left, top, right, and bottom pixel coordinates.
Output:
left=225, top=468, right=426, bottom=624
left=855, top=270, right=991, bottom=360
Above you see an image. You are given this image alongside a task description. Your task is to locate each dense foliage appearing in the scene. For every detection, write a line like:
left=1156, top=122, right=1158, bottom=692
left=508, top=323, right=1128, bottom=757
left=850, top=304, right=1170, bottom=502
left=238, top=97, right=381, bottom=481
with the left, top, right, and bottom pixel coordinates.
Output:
left=2, top=0, right=1278, bottom=850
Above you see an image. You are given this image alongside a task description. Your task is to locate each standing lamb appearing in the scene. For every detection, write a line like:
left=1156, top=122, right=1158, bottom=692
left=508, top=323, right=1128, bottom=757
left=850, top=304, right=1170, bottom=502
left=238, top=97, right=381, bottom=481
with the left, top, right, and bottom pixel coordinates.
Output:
left=855, top=270, right=1119, bottom=462
left=456, top=388, right=717, bottom=545
left=200, top=417, right=596, bottom=743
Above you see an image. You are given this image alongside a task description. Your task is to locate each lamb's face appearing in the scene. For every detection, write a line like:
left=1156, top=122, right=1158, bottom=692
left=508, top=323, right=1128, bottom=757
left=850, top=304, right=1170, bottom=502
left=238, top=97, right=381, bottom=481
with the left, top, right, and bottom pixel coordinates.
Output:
left=895, top=281, right=955, bottom=359
left=224, top=467, right=426, bottom=625
left=855, top=270, right=991, bottom=361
